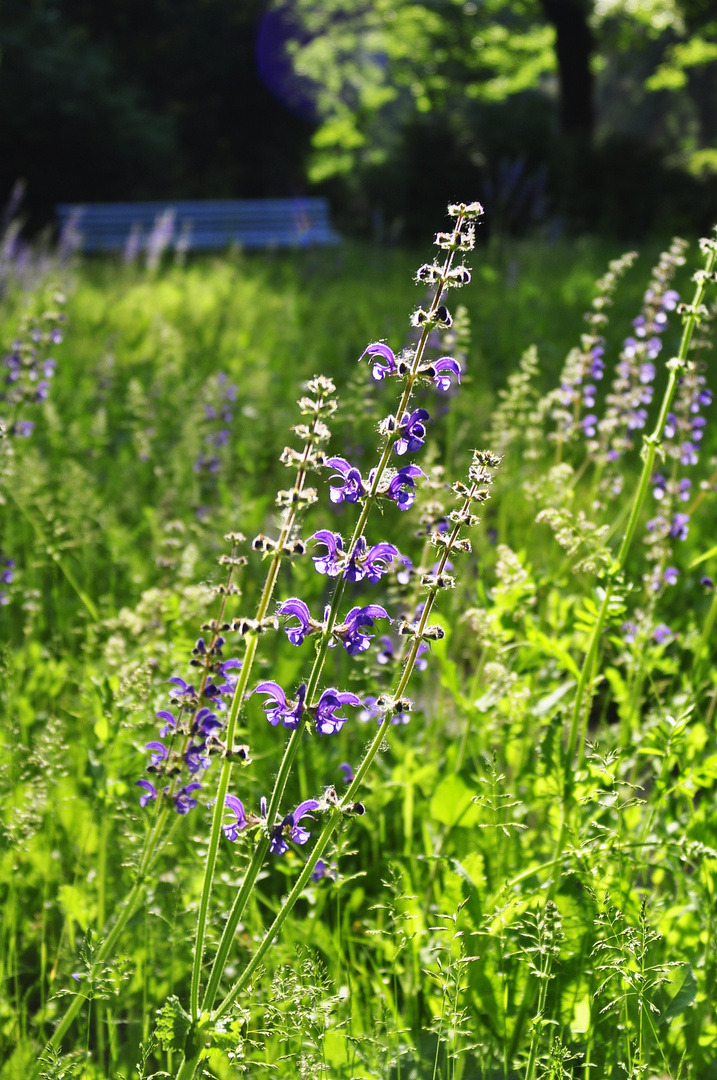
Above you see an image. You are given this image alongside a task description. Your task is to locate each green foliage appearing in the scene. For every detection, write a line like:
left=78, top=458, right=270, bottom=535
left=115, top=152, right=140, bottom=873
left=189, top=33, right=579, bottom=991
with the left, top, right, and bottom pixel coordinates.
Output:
left=2, top=233, right=717, bottom=1080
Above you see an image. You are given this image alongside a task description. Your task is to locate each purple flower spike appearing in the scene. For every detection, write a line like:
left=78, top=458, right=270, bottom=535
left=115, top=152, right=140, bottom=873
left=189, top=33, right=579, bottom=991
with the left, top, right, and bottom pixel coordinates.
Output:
left=145, top=741, right=168, bottom=768
left=387, top=464, right=424, bottom=510
left=315, top=688, right=362, bottom=735
left=338, top=604, right=390, bottom=655
left=325, top=457, right=365, bottom=504
left=433, top=356, right=462, bottom=392
left=174, top=783, right=202, bottom=815
left=222, top=795, right=247, bottom=841
left=253, top=681, right=307, bottom=730
left=136, top=779, right=158, bottom=808
left=312, top=530, right=345, bottom=576
left=360, top=342, right=397, bottom=381
left=278, top=598, right=314, bottom=646
left=395, top=409, right=430, bottom=456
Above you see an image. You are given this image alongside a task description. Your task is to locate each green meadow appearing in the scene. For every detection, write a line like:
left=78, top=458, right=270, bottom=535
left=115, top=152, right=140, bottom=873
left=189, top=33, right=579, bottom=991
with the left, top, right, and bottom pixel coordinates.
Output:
left=2, top=232, right=717, bottom=1080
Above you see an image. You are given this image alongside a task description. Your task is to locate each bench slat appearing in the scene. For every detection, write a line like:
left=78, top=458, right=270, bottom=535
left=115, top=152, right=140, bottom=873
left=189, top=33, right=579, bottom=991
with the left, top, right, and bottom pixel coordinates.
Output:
left=56, top=198, right=340, bottom=251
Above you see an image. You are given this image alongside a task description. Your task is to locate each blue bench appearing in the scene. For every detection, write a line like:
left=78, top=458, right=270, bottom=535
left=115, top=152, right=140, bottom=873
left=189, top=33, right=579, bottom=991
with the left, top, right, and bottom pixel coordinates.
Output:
left=55, top=198, right=340, bottom=253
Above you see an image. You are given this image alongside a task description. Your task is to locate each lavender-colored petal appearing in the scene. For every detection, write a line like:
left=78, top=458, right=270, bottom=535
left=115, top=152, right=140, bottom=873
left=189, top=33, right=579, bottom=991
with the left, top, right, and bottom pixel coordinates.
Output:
left=136, top=779, right=158, bottom=807
left=433, top=356, right=461, bottom=392
left=293, top=798, right=321, bottom=823
left=360, top=342, right=397, bottom=381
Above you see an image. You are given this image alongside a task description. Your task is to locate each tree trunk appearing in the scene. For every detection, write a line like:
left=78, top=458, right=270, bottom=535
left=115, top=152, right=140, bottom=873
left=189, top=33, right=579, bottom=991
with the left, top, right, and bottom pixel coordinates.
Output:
left=539, top=0, right=595, bottom=137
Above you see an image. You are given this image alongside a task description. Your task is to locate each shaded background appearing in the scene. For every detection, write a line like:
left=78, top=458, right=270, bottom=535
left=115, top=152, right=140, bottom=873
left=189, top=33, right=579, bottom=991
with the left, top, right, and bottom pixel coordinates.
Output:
left=1, top=0, right=716, bottom=240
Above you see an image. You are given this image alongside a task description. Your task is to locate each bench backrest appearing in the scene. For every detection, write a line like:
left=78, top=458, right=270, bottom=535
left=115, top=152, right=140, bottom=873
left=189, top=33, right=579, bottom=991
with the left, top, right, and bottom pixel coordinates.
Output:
left=55, top=198, right=340, bottom=252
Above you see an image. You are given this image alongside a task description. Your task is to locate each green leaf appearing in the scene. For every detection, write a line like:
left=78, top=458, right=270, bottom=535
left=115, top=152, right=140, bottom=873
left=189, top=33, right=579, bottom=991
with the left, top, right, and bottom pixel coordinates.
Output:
left=155, top=996, right=192, bottom=1053
left=660, top=964, right=697, bottom=1025
left=430, top=775, right=479, bottom=828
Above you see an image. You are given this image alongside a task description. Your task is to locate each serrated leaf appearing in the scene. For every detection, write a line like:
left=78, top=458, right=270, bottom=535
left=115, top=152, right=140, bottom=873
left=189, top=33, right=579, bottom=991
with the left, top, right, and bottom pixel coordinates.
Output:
left=155, top=996, right=192, bottom=1052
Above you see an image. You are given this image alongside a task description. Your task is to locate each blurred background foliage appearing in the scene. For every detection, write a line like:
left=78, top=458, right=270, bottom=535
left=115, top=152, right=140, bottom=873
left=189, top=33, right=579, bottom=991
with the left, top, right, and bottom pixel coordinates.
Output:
left=0, top=0, right=716, bottom=238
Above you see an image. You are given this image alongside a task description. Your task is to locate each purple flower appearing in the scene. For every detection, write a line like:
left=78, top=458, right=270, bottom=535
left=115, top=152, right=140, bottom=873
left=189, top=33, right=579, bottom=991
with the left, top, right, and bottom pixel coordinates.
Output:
left=278, top=598, right=315, bottom=646
left=222, top=795, right=247, bottom=841
left=386, top=464, right=424, bottom=511
left=581, top=414, right=598, bottom=438
left=216, top=658, right=242, bottom=677
left=678, top=479, right=691, bottom=502
left=357, top=694, right=412, bottom=726
left=174, top=783, right=202, bottom=814
left=145, top=741, right=168, bottom=769
left=639, top=362, right=656, bottom=383
left=662, top=289, right=679, bottom=311
left=184, top=741, right=210, bottom=774
left=311, top=860, right=335, bottom=882
left=312, top=530, right=344, bottom=576
left=432, top=356, right=461, bottom=392
left=270, top=799, right=321, bottom=855
left=653, top=623, right=672, bottom=645
left=701, top=576, right=714, bottom=589
left=339, top=762, right=354, bottom=783
left=325, top=457, right=365, bottom=504
left=136, top=779, right=158, bottom=808
left=314, top=688, right=362, bottom=735
left=622, top=622, right=637, bottom=644
left=663, top=567, right=679, bottom=586
left=156, top=710, right=178, bottom=737
left=336, top=604, right=390, bottom=655
left=397, top=556, right=413, bottom=583
left=253, top=681, right=307, bottom=730
left=670, top=513, right=690, bottom=541
left=681, top=442, right=699, bottom=466
left=193, top=708, right=223, bottom=737
left=360, top=342, right=397, bottom=381
left=395, top=409, right=430, bottom=456
left=168, top=676, right=198, bottom=703
left=664, top=413, right=677, bottom=439
left=345, top=538, right=401, bottom=583
left=651, top=474, right=666, bottom=500
left=377, top=635, right=394, bottom=665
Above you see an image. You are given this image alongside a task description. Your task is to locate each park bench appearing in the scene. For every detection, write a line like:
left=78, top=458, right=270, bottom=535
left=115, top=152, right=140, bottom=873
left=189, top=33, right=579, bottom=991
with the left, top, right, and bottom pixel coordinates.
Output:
left=55, top=197, right=340, bottom=253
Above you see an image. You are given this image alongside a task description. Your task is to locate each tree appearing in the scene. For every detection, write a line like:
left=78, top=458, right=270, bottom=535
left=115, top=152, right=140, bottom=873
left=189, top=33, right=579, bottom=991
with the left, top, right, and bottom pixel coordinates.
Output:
left=285, top=0, right=717, bottom=185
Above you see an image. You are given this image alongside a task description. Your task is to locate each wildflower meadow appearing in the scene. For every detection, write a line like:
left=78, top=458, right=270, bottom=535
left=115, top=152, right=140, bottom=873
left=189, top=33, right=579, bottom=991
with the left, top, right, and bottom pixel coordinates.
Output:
left=2, top=204, right=717, bottom=1080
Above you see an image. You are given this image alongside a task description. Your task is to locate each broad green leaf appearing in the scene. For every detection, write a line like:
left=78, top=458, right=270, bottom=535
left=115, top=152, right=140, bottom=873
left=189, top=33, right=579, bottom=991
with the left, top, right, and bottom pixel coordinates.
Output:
left=660, top=964, right=697, bottom=1025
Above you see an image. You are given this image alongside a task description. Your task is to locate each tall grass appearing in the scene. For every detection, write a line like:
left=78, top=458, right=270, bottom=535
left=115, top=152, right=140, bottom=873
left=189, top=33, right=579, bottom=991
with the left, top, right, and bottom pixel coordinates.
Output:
left=1, top=221, right=717, bottom=1080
